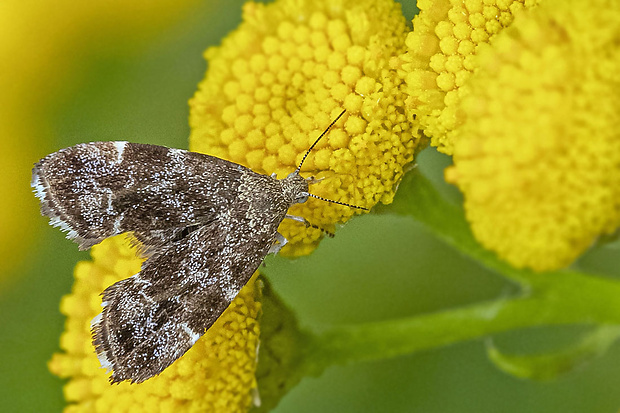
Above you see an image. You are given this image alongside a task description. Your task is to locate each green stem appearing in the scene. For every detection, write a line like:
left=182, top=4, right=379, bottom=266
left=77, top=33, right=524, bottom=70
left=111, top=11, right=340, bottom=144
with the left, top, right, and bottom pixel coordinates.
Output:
left=256, top=168, right=620, bottom=409
left=305, top=169, right=620, bottom=372
left=306, top=270, right=620, bottom=372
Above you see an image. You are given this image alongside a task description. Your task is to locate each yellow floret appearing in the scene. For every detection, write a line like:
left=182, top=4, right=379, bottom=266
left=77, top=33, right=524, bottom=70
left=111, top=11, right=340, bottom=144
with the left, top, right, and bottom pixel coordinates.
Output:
left=189, top=0, right=424, bottom=256
left=398, top=0, right=540, bottom=154
left=445, top=0, right=620, bottom=271
left=49, top=235, right=261, bottom=412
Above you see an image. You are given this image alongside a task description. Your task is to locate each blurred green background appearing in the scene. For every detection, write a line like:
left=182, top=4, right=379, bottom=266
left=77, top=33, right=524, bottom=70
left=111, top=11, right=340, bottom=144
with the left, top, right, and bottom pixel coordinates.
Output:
left=2, top=1, right=619, bottom=412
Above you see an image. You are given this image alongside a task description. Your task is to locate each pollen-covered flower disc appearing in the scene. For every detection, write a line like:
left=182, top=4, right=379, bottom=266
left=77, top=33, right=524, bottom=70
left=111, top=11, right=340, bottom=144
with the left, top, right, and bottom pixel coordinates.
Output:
left=189, top=0, right=424, bottom=256
left=49, top=236, right=262, bottom=413
left=445, top=0, right=620, bottom=271
left=399, top=0, right=540, bottom=154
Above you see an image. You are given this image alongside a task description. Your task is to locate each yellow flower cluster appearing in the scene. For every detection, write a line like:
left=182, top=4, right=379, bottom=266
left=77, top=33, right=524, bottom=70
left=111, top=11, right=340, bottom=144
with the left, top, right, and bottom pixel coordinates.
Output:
left=399, top=0, right=539, bottom=154
left=445, top=0, right=620, bottom=271
left=48, top=236, right=261, bottom=413
left=189, top=0, right=424, bottom=256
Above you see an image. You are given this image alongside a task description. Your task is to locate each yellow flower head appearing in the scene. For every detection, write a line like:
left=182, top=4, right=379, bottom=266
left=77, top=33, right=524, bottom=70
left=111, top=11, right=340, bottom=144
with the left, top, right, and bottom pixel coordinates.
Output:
left=445, top=0, right=620, bottom=271
left=49, top=236, right=261, bottom=413
left=400, top=0, right=540, bottom=154
left=189, top=0, right=423, bottom=256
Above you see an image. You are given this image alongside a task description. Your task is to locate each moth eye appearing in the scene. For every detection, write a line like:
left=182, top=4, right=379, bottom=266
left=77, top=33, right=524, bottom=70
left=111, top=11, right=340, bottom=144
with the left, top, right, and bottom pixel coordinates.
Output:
left=297, top=195, right=308, bottom=204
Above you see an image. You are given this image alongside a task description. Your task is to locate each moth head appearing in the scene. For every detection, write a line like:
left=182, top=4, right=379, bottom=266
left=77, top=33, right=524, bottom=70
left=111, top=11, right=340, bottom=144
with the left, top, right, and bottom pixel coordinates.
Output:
left=282, top=171, right=310, bottom=205
left=280, top=109, right=368, bottom=211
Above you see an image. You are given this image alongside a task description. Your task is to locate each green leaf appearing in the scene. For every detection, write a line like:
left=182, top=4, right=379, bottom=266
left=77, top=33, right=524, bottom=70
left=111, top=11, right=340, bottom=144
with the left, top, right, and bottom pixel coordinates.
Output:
left=486, top=325, right=620, bottom=381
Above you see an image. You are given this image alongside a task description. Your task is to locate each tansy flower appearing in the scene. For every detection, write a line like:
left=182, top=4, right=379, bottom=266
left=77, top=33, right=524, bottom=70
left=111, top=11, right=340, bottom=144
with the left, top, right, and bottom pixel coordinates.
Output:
left=49, top=236, right=261, bottom=413
left=444, top=0, right=620, bottom=271
left=189, top=0, right=424, bottom=256
left=399, top=0, right=540, bottom=154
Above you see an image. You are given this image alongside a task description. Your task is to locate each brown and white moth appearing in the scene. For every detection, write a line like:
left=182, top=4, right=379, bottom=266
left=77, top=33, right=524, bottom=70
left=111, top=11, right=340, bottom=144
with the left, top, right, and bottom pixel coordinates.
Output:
left=32, top=110, right=365, bottom=384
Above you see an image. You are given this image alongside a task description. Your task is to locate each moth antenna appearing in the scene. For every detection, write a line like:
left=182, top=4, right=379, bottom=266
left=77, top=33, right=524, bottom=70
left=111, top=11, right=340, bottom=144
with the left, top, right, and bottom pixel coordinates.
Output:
left=296, top=109, right=346, bottom=173
left=308, top=193, right=369, bottom=211
left=296, top=110, right=367, bottom=212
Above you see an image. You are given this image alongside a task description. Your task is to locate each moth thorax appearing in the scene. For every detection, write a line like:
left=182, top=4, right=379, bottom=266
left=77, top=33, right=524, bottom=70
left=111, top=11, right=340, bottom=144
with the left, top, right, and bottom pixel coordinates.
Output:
left=281, top=172, right=309, bottom=205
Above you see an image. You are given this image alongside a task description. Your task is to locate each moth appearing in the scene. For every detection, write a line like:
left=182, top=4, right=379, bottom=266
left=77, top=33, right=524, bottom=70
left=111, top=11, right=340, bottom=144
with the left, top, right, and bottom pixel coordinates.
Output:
left=32, top=110, right=365, bottom=383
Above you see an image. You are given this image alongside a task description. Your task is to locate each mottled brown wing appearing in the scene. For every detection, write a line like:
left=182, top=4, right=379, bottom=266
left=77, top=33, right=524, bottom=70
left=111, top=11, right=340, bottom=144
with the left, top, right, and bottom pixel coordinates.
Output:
left=92, top=208, right=281, bottom=383
left=32, top=141, right=248, bottom=251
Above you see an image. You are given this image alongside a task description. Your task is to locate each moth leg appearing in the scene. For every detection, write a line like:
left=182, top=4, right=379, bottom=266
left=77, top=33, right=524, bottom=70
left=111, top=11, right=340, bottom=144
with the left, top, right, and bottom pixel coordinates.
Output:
left=269, top=232, right=288, bottom=255
left=285, top=214, right=306, bottom=224
left=284, top=214, right=334, bottom=238
left=270, top=172, right=277, bottom=179
left=305, top=176, right=325, bottom=184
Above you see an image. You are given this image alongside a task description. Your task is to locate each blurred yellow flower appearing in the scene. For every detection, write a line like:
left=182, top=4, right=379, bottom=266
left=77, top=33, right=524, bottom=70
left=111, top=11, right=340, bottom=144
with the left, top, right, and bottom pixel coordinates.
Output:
left=445, top=0, right=620, bottom=271
left=399, top=0, right=540, bottom=154
left=189, top=0, right=424, bottom=256
left=49, top=235, right=261, bottom=413
left=0, top=130, right=38, bottom=280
